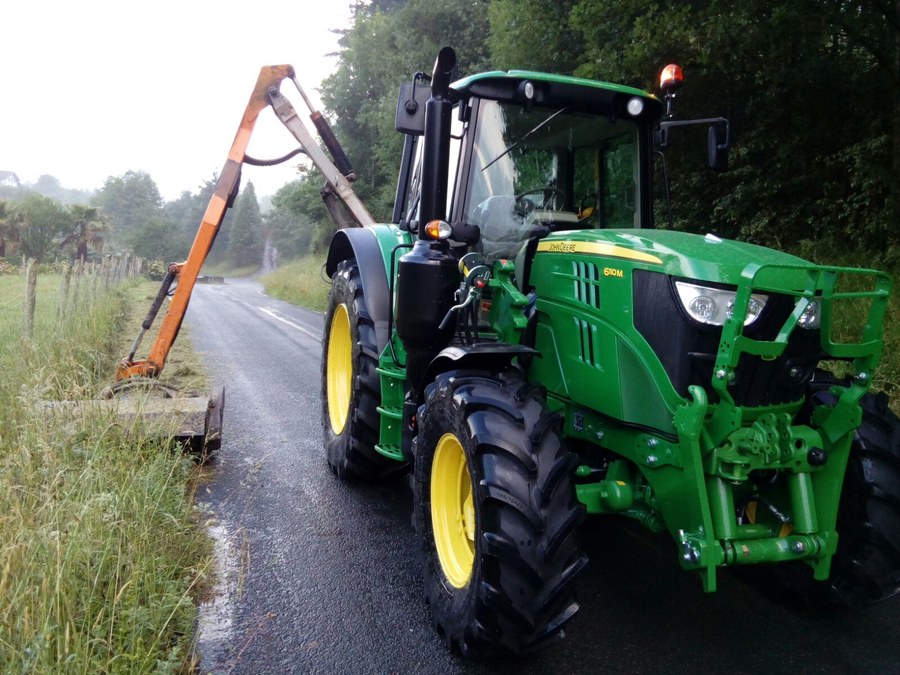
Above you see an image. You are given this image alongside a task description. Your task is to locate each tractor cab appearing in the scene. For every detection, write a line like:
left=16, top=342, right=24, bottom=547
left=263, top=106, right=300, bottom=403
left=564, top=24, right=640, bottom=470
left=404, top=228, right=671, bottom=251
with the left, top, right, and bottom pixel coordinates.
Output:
left=394, top=70, right=663, bottom=263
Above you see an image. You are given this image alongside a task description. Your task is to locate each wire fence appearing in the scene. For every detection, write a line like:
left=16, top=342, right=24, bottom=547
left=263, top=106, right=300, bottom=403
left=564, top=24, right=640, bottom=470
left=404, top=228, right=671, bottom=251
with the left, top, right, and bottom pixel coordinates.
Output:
left=22, top=254, right=144, bottom=340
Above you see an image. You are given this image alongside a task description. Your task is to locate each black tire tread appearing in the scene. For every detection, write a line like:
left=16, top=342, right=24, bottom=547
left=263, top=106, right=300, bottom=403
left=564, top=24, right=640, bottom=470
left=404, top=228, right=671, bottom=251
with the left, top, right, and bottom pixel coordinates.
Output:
left=763, top=377, right=900, bottom=608
left=827, top=390, right=900, bottom=605
left=414, top=369, right=586, bottom=657
left=321, top=259, right=403, bottom=481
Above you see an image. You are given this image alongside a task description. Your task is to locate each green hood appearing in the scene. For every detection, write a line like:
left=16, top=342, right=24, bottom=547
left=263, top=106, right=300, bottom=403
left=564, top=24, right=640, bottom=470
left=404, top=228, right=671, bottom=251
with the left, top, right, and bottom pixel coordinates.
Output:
left=542, top=228, right=816, bottom=286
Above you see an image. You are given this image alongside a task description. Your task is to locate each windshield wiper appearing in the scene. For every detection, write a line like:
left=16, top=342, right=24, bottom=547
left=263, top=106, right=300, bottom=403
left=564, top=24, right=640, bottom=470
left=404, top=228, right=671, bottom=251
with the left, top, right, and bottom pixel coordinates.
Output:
left=482, top=108, right=567, bottom=172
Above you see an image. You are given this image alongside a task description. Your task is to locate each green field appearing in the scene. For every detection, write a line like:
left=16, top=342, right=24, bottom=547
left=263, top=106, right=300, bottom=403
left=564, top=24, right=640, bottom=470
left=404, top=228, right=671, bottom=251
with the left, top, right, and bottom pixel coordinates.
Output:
left=0, top=271, right=211, bottom=673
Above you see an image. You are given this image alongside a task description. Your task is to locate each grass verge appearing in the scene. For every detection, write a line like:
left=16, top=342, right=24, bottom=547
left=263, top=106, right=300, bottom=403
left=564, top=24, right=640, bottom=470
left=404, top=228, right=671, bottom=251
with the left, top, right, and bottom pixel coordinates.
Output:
left=0, top=272, right=212, bottom=673
left=259, top=254, right=330, bottom=313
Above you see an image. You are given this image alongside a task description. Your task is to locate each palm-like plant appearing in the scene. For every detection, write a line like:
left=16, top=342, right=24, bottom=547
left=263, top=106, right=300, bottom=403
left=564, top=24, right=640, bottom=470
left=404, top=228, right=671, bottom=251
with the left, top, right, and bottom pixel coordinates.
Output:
left=63, top=205, right=108, bottom=262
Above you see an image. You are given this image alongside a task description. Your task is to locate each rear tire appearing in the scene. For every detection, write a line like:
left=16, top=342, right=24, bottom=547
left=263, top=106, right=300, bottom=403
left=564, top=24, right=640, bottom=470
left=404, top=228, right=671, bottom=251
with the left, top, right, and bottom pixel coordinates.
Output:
left=414, top=370, right=587, bottom=656
left=321, top=258, right=402, bottom=480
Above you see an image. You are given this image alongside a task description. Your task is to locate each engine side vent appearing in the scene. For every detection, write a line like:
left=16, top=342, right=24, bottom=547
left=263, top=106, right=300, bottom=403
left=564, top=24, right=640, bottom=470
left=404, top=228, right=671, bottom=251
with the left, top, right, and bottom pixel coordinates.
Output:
left=572, top=261, right=601, bottom=309
left=575, top=317, right=598, bottom=366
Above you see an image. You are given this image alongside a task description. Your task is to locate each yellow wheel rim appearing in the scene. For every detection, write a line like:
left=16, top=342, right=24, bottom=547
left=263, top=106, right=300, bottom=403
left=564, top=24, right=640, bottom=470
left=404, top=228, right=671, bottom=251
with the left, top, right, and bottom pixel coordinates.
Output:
left=431, top=433, right=476, bottom=588
left=326, top=303, right=352, bottom=435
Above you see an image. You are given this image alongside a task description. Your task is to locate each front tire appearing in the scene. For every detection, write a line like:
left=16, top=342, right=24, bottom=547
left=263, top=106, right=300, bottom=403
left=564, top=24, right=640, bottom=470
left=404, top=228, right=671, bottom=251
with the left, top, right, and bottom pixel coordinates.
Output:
left=758, top=379, right=900, bottom=607
left=823, top=387, right=900, bottom=605
left=321, top=258, right=402, bottom=480
left=414, top=370, right=587, bottom=656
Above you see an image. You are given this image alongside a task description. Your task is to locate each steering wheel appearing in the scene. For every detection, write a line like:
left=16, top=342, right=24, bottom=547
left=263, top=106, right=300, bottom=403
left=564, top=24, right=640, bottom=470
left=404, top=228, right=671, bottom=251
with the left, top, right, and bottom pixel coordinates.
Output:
left=514, top=187, right=566, bottom=216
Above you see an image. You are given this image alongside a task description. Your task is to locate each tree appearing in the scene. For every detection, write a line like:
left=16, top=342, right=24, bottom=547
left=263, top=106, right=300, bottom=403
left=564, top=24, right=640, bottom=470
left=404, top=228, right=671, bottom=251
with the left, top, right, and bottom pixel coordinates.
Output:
left=128, top=215, right=185, bottom=262
left=226, top=182, right=264, bottom=268
left=164, top=173, right=224, bottom=251
left=320, top=0, right=491, bottom=221
left=17, top=194, right=72, bottom=262
left=61, top=205, right=108, bottom=263
left=177, top=175, right=235, bottom=266
left=563, top=0, right=898, bottom=262
left=29, top=174, right=93, bottom=205
left=33, top=175, right=64, bottom=200
left=90, top=170, right=190, bottom=262
left=268, top=169, right=333, bottom=256
left=488, top=0, right=582, bottom=73
left=0, top=200, right=21, bottom=258
left=92, top=170, right=165, bottom=246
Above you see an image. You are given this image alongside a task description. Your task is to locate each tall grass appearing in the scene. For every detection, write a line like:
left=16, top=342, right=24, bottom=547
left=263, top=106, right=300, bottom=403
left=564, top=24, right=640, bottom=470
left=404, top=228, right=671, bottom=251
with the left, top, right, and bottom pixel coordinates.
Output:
left=0, top=273, right=211, bottom=673
left=260, top=254, right=330, bottom=312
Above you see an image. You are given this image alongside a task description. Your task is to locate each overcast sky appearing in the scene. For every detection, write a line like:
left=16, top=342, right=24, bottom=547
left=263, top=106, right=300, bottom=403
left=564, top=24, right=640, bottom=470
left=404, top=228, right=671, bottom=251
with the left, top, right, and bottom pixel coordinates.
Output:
left=2, top=0, right=355, bottom=201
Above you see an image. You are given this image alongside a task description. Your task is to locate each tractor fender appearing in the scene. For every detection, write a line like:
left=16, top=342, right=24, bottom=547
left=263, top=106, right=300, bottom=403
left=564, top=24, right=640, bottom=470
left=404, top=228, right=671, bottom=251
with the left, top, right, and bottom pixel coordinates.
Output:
left=326, top=228, right=391, bottom=352
left=421, top=343, right=540, bottom=397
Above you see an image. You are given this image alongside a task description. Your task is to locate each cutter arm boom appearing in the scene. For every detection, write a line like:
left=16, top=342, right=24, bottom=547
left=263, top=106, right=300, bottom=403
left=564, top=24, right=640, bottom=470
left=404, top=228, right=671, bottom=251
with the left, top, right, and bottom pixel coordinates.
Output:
left=117, top=64, right=360, bottom=380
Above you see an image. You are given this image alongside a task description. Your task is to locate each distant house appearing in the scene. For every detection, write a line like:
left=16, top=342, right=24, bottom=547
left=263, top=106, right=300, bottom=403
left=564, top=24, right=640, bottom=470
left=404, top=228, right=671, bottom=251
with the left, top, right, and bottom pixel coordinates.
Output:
left=0, top=171, right=21, bottom=187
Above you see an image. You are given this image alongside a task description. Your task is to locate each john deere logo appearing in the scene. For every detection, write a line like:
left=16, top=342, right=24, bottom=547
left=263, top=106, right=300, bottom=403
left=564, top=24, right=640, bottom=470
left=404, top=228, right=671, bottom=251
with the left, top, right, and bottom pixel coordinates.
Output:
left=543, top=242, right=578, bottom=253
left=537, top=240, right=662, bottom=265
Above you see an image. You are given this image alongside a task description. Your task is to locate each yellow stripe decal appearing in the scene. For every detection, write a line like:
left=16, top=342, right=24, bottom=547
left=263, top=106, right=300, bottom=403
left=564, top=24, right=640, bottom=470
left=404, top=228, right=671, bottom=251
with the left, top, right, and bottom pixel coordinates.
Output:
left=536, top=240, right=663, bottom=265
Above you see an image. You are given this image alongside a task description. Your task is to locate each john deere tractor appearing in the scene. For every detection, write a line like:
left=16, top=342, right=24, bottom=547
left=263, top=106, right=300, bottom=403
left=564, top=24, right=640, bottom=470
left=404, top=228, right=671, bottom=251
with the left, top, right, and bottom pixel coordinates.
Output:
left=321, top=47, right=900, bottom=656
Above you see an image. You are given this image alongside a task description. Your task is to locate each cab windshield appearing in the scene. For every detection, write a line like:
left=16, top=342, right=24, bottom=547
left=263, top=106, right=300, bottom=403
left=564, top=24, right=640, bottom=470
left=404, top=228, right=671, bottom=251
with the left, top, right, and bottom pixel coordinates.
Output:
left=462, top=99, right=641, bottom=260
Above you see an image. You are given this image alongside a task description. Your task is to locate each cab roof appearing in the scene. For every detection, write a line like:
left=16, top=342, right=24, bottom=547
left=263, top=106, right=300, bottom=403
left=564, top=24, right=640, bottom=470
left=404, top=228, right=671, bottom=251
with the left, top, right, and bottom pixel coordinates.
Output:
left=450, top=70, right=663, bottom=118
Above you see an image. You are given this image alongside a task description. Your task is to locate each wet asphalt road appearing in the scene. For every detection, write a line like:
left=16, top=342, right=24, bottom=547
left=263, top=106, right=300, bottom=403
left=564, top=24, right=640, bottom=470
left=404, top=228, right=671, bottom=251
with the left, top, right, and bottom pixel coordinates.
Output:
left=185, top=277, right=900, bottom=675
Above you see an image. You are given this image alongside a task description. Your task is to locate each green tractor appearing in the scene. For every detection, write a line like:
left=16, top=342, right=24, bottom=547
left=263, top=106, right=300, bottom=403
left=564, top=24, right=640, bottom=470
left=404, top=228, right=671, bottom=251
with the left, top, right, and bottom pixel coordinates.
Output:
left=321, top=47, right=900, bottom=656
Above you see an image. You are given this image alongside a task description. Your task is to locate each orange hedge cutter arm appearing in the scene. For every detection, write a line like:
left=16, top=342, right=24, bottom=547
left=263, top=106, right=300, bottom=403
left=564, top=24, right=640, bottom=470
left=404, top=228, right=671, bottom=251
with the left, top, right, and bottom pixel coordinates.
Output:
left=117, top=64, right=371, bottom=381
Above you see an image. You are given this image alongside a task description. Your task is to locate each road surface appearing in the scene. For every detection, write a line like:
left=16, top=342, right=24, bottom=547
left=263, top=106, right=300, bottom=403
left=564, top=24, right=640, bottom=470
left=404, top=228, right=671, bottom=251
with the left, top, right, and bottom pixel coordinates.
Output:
left=185, top=277, right=900, bottom=674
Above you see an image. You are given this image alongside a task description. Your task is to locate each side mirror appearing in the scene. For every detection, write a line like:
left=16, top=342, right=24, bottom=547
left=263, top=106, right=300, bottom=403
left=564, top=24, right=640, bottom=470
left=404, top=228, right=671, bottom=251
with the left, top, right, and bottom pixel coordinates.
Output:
left=395, top=78, right=430, bottom=135
left=707, top=124, right=729, bottom=171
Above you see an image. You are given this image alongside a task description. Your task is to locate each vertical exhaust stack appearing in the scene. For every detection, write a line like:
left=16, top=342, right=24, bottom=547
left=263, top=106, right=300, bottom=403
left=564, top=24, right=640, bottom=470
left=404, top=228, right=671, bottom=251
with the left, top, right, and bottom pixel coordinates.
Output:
left=418, top=46, right=456, bottom=228
left=395, top=47, right=460, bottom=404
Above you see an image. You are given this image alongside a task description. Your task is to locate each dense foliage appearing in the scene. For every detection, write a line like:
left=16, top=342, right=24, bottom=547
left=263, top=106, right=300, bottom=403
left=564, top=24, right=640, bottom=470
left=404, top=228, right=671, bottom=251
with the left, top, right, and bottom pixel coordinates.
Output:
left=558, top=0, right=899, bottom=264
left=266, top=0, right=898, bottom=267
left=4, top=2, right=896, bottom=269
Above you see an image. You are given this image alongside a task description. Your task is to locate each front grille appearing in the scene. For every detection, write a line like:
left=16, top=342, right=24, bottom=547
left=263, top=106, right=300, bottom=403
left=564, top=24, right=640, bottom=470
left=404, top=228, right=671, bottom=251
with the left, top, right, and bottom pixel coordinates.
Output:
left=633, top=270, right=821, bottom=406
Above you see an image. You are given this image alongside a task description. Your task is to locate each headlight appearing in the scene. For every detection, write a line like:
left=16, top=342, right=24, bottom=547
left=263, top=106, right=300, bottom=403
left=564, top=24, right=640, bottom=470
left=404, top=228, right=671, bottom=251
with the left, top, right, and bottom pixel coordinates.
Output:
left=797, top=299, right=820, bottom=329
left=675, top=281, right=768, bottom=326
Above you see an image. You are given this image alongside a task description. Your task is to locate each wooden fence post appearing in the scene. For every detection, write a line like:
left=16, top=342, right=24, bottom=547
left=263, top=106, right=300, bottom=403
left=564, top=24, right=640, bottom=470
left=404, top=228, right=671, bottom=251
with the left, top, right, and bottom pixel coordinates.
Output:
left=91, top=261, right=100, bottom=298
left=71, top=260, right=83, bottom=309
left=57, top=262, right=72, bottom=322
left=23, top=258, right=37, bottom=340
